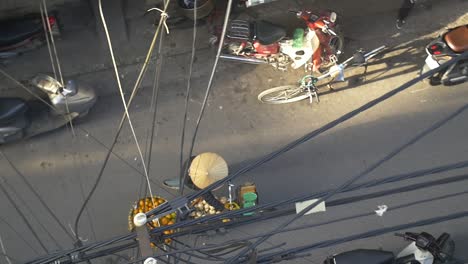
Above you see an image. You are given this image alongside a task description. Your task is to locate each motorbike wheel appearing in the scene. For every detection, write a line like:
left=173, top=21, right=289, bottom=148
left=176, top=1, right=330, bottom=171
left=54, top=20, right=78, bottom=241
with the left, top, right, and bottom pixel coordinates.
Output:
left=329, top=25, right=345, bottom=58
left=320, top=25, right=345, bottom=72
left=258, top=85, right=310, bottom=104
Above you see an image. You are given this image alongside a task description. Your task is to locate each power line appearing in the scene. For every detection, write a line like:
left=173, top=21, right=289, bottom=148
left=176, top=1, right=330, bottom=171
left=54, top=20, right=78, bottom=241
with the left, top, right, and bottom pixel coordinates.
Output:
left=179, top=0, right=199, bottom=190
left=255, top=210, right=468, bottom=263
left=0, top=150, right=74, bottom=241
left=226, top=88, right=468, bottom=262
left=73, top=0, right=171, bottom=243
left=27, top=52, right=468, bottom=264
left=147, top=51, right=468, bottom=218
left=0, top=177, right=49, bottom=253
left=179, top=0, right=234, bottom=194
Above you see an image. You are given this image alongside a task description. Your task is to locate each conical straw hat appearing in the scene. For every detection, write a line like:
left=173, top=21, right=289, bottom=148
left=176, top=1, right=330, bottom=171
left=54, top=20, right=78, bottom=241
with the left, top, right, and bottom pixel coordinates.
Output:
left=189, top=152, right=228, bottom=189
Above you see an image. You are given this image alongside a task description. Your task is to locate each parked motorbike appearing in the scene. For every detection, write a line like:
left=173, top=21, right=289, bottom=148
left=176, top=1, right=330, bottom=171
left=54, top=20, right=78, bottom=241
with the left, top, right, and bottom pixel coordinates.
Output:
left=0, top=75, right=96, bottom=144
left=421, top=24, right=468, bottom=86
left=220, top=10, right=344, bottom=72
left=0, top=13, right=60, bottom=59
left=324, top=232, right=456, bottom=264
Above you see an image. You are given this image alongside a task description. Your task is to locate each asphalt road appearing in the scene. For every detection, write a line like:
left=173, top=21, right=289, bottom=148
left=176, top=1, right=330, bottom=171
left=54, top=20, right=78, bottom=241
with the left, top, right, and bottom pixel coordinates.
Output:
left=0, top=0, right=467, bottom=263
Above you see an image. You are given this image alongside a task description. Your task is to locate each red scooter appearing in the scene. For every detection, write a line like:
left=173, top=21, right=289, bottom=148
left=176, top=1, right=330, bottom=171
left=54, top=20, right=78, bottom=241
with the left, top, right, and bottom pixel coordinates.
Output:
left=220, top=10, right=344, bottom=72
left=0, top=13, right=60, bottom=59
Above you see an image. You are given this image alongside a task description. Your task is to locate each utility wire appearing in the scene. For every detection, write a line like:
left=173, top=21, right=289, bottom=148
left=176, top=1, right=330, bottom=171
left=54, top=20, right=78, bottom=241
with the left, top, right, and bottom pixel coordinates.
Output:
left=0, top=215, right=40, bottom=255
left=51, top=185, right=468, bottom=264
left=0, top=234, right=13, bottom=264
left=73, top=0, right=171, bottom=242
left=180, top=0, right=234, bottom=194
left=146, top=52, right=468, bottom=220
left=179, top=0, right=198, bottom=189
left=143, top=22, right=165, bottom=197
left=147, top=51, right=468, bottom=217
left=255, top=211, right=468, bottom=263
left=0, top=177, right=48, bottom=253
left=28, top=53, right=468, bottom=264
left=0, top=174, right=62, bottom=250
left=226, top=94, right=468, bottom=263
left=0, top=150, right=74, bottom=241
left=39, top=2, right=57, bottom=79
left=97, top=0, right=154, bottom=204
left=41, top=0, right=75, bottom=136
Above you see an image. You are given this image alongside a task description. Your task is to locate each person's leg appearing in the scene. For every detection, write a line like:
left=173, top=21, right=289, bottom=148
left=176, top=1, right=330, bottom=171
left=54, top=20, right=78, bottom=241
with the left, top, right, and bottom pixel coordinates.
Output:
left=396, top=0, right=416, bottom=29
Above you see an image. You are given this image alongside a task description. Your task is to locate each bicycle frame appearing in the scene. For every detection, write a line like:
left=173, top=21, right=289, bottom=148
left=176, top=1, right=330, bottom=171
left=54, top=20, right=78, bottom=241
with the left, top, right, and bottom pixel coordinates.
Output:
left=301, top=45, right=387, bottom=103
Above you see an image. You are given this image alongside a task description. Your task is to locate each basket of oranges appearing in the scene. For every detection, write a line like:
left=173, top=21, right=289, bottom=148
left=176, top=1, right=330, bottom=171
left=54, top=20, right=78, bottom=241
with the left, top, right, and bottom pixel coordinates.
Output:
left=128, top=196, right=176, bottom=245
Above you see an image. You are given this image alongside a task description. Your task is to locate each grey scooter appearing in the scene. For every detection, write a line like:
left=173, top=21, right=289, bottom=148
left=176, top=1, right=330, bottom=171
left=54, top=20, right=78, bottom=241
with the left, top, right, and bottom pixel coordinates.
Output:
left=0, top=74, right=96, bottom=144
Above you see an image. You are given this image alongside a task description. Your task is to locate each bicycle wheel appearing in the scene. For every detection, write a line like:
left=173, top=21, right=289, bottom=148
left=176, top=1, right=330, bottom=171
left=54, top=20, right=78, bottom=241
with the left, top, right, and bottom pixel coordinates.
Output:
left=258, top=85, right=310, bottom=104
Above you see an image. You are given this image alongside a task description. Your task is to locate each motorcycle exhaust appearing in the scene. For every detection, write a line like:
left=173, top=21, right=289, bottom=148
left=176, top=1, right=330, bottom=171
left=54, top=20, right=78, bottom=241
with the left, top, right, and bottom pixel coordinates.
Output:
left=220, top=54, right=267, bottom=65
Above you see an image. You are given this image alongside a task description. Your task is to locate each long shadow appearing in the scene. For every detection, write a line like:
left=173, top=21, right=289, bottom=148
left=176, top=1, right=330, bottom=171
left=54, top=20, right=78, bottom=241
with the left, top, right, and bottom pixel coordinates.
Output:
left=316, top=38, right=433, bottom=97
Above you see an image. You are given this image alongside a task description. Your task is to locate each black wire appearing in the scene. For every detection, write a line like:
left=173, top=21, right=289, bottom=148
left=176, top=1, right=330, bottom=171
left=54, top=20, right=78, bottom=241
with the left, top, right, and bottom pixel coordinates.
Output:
left=255, top=211, right=468, bottom=263
left=152, top=102, right=468, bottom=235
left=168, top=239, right=226, bottom=261
left=0, top=252, right=18, bottom=263
left=0, top=150, right=75, bottom=242
left=73, top=0, right=170, bottom=242
left=147, top=51, right=468, bottom=217
left=179, top=0, right=234, bottom=195
left=225, top=54, right=468, bottom=263
left=30, top=53, right=468, bottom=263
left=0, top=174, right=62, bottom=250
left=0, top=177, right=48, bottom=253
left=73, top=186, right=468, bottom=263
left=145, top=28, right=165, bottom=189
left=0, top=215, right=40, bottom=255
left=179, top=0, right=198, bottom=191
left=44, top=155, right=468, bottom=264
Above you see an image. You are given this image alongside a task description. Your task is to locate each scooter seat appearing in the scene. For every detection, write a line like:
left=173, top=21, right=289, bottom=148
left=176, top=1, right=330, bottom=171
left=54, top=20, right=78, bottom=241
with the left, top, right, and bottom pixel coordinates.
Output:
left=0, top=98, right=28, bottom=124
left=444, top=25, right=468, bottom=53
left=329, top=249, right=395, bottom=264
left=254, top=21, right=286, bottom=45
left=0, top=18, right=42, bottom=47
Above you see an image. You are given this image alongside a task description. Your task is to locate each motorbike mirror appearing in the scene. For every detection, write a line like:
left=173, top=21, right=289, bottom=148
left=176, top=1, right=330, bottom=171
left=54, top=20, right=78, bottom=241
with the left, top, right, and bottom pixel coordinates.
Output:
left=31, top=74, right=62, bottom=95
left=330, top=12, right=337, bottom=23
left=329, top=64, right=345, bottom=82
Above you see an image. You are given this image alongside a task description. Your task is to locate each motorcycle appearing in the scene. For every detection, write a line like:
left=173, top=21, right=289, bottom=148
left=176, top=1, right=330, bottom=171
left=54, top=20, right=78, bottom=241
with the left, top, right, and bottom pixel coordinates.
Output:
left=220, top=10, right=344, bottom=72
left=0, top=13, right=60, bottom=59
left=324, top=232, right=456, bottom=264
left=421, top=24, right=468, bottom=86
left=0, top=74, right=97, bottom=144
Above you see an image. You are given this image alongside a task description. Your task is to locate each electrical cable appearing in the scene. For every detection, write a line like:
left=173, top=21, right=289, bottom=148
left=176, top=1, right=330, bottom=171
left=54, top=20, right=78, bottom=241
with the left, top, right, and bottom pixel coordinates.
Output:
left=29, top=146, right=468, bottom=262
left=41, top=0, right=75, bottom=136
left=255, top=211, right=468, bottom=263
left=28, top=53, right=468, bottom=263
left=73, top=0, right=171, bottom=243
left=97, top=0, right=154, bottom=206
left=148, top=100, right=468, bottom=231
left=179, top=0, right=234, bottom=194
left=179, top=0, right=198, bottom=189
left=0, top=234, right=13, bottom=264
left=0, top=174, right=62, bottom=250
left=0, top=215, right=40, bottom=255
left=0, top=150, right=74, bottom=241
left=142, top=19, right=165, bottom=198
left=0, top=177, right=48, bottom=253
left=39, top=2, right=57, bottom=80
left=55, top=186, right=468, bottom=264
left=147, top=51, right=468, bottom=217
left=226, top=96, right=468, bottom=263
